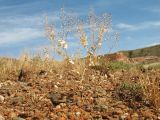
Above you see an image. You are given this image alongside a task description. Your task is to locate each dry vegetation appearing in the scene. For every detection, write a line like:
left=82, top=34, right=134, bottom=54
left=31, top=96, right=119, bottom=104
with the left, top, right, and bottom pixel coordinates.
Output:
left=0, top=55, right=160, bottom=120
left=0, top=9, right=160, bottom=120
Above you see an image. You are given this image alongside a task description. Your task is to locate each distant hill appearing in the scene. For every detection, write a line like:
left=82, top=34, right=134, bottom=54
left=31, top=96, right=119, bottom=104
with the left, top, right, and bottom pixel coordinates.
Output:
left=0, top=44, right=160, bottom=63
left=121, top=44, right=160, bottom=58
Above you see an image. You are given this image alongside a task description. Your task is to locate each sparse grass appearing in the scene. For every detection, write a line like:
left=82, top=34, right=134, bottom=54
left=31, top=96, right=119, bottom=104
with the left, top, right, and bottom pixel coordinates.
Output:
left=116, top=82, right=144, bottom=109
left=106, top=61, right=133, bottom=70
left=139, top=71, right=160, bottom=108
left=0, top=58, right=20, bottom=80
left=98, top=60, right=133, bottom=71
left=135, top=62, right=160, bottom=72
left=119, top=82, right=142, bottom=91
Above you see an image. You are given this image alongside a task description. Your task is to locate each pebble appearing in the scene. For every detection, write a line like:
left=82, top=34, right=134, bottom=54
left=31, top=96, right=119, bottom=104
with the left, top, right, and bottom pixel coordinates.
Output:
left=12, top=117, right=25, bottom=120
left=121, top=113, right=129, bottom=119
left=0, top=114, right=5, bottom=120
left=75, top=112, right=81, bottom=116
left=10, top=112, right=17, bottom=118
left=0, top=95, right=4, bottom=103
left=56, top=82, right=60, bottom=85
left=55, top=105, right=61, bottom=109
left=132, top=112, right=139, bottom=118
left=141, top=109, right=155, bottom=119
left=49, top=92, right=66, bottom=106
left=116, top=104, right=126, bottom=109
left=54, top=85, right=58, bottom=89
left=95, top=98, right=106, bottom=105
left=59, top=103, right=66, bottom=107
left=113, top=108, right=123, bottom=115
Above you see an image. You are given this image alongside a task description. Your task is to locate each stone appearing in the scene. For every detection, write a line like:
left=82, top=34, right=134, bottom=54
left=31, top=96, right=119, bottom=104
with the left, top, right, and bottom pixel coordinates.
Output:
left=75, top=112, right=81, bottom=117
left=121, top=113, right=129, bottom=120
left=82, top=104, right=92, bottom=112
left=10, top=112, right=17, bottom=118
left=38, top=70, right=47, bottom=76
left=141, top=109, right=156, bottom=119
left=57, top=117, right=66, bottom=120
left=0, top=95, right=4, bottom=103
left=49, top=92, right=66, bottom=106
left=59, top=103, right=66, bottom=107
left=12, top=117, right=25, bottom=120
left=54, top=85, right=58, bottom=89
left=116, top=104, right=126, bottom=109
left=55, top=105, right=61, bottom=109
left=105, top=52, right=128, bottom=62
left=112, top=108, right=123, bottom=115
left=93, top=105, right=108, bottom=112
left=95, top=98, right=106, bottom=105
left=0, top=114, right=5, bottom=120
left=131, top=112, right=139, bottom=119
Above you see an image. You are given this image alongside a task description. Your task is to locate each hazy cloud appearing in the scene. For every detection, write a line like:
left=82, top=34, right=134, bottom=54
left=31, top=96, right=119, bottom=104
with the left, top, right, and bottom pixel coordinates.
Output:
left=0, top=28, right=43, bottom=44
left=0, top=12, right=60, bottom=45
left=116, top=21, right=160, bottom=31
left=145, top=42, right=160, bottom=47
left=116, top=23, right=136, bottom=30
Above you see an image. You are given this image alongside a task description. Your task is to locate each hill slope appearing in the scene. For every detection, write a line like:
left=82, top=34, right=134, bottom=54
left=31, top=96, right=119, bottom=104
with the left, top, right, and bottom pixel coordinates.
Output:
left=121, top=44, right=160, bottom=58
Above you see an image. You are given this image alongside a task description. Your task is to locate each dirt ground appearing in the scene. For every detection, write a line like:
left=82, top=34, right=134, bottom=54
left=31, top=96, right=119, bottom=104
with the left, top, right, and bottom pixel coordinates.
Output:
left=0, top=63, right=160, bottom=120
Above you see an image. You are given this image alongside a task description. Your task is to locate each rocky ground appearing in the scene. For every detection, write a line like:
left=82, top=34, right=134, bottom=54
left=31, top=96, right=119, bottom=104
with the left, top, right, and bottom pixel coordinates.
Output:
left=0, top=65, right=160, bottom=120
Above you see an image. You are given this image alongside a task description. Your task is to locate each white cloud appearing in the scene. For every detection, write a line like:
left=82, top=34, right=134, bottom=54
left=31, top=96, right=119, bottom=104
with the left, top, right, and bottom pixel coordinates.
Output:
left=144, top=42, right=160, bottom=47
left=146, top=21, right=160, bottom=26
left=0, top=12, right=60, bottom=45
left=116, top=21, right=160, bottom=31
left=0, top=28, right=43, bottom=44
left=0, top=14, right=59, bottom=29
left=116, top=23, right=136, bottom=30
left=0, top=10, right=84, bottom=45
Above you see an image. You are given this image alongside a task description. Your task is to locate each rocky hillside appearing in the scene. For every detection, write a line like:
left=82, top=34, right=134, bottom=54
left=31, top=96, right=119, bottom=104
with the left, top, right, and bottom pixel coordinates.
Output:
left=121, top=44, right=160, bottom=58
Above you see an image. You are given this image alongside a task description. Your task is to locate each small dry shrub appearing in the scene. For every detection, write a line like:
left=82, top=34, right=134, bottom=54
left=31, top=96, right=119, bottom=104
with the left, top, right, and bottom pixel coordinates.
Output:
left=0, top=57, right=20, bottom=80
left=140, top=70, right=160, bottom=108
left=116, top=82, right=146, bottom=109
left=45, top=8, right=118, bottom=82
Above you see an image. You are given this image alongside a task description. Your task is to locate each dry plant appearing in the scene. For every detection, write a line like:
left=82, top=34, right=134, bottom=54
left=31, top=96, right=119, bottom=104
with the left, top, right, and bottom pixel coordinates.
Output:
left=76, top=8, right=119, bottom=66
left=45, top=8, right=118, bottom=82
left=0, top=57, right=19, bottom=80
left=139, top=70, right=160, bottom=108
left=45, top=8, right=76, bottom=60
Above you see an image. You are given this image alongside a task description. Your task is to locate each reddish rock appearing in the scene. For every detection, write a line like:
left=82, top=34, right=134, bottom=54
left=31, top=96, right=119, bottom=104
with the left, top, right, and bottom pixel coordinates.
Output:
left=105, top=52, right=128, bottom=62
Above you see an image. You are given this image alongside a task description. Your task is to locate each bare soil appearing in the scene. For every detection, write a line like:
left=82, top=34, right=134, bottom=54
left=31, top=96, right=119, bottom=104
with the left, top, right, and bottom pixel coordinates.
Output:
left=0, top=64, right=160, bottom=120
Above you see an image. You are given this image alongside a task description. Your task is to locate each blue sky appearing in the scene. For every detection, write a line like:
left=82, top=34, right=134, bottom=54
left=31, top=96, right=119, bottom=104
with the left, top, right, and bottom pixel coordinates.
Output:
left=0, top=0, right=160, bottom=58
